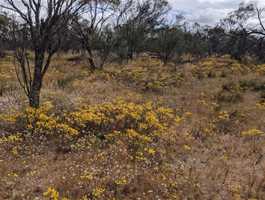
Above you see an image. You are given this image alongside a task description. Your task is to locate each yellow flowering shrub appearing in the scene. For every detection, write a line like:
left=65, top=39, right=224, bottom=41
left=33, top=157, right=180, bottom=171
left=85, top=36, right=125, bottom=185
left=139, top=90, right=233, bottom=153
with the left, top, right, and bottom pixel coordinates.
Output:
left=80, top=170, right=93, bottom=181
left=43, top=187, right=59, bottom=200
left=92, top=186, right=105, bottom=198
left=14, top=102, right=78, bottom=138
left=43, top=187, right=69, bottom=200
left=192, top=59, right=215, bottom=78
left=192, top=57, right=250, bottom=79
left=66, top=99, right=181, bottom=156
left=241, top=129, right=264, bottom=137
left=256, top=101, right=265, bottom=109
left=105, top=57, right=184, bottom=91
left=183, top=144, right=192, bottom=151
left=218, top=111, right=230, bottom=120
left=0, top=133, right=23, bottom=155
left=114, top=177, right=128, bottom=185
left=1, top=100, right=181, bottom=156
left=68, top=99, right=179, bottom=140
left=7, top=172, right=18, bottom=178
left=214, top=110, right=247, bottom=135
left=0, top=133, right=23, bottom=145
left=256, top=64, right=265, bottom=75
left=0, top=113, right=18, bottom=123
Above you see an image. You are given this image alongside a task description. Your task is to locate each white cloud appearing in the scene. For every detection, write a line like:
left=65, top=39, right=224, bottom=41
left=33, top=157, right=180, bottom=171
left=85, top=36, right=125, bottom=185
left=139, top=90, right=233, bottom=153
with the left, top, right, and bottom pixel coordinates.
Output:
left=168, top=0, right=265, bottom=25
left=2, top=0, right=265, bottom=26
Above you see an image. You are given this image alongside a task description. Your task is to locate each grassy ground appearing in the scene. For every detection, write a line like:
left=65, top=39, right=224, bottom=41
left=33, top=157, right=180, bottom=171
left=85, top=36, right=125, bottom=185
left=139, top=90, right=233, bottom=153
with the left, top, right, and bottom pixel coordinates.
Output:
left=0, top=54, right=265, bottom=200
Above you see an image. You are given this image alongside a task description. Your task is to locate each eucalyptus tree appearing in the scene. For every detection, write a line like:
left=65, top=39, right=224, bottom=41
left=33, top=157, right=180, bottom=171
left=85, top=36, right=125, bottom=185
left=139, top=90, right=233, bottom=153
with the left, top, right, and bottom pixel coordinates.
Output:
left=0, top=12, right=10, bottom=57
left=72, top=0, right=120, bottom=70
left=149, top=24, right=184, bottom=64
left=0, top=0, right=88, bottom=108
left=221, top=2, right=265, bottom=60
left=114, top=0, right=170, bottom=61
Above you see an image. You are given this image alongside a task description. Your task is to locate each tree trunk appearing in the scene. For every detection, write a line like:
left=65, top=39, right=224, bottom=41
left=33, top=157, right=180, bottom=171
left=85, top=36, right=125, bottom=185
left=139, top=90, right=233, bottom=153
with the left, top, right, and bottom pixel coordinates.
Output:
left=128, top=49, right=133, bottom=60
left=29, top=53, right=43, bottom=108
left=29, top=84, right=41, bottom=108
left=85, top=47, right=96, bottom=71
left=87, top=56, right=97, bottom=71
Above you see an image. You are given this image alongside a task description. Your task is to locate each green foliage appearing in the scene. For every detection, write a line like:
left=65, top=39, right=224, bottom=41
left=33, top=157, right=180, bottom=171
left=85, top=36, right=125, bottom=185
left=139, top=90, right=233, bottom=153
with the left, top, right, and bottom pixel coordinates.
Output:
left=149, top=26, right=185, bottom=64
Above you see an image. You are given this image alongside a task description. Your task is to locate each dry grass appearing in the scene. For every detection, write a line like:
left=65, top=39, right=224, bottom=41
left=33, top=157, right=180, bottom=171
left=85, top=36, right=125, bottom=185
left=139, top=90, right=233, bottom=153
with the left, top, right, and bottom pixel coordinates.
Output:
left=0, top=54, right=265, bottom=200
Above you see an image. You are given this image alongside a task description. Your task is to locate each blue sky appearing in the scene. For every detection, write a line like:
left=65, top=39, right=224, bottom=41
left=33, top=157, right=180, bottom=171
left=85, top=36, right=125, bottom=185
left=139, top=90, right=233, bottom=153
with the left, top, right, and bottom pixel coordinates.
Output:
left=169, top=0, right=265, bottom=25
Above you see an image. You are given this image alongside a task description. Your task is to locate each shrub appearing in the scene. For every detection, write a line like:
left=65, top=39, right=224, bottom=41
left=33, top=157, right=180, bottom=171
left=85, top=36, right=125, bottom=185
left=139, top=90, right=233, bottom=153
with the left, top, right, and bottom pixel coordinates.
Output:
left=192, top=57, right=251, bottom=79
left=239, top=79, right=265, bottom=92
left=1, top=102, right=79, bottom=141
left=107, top=58, right=184, bottom=91
left=0, top=100, right=181, bottom=154
left=217, top=82, right=243, bottom=104
left=241, top=129, right=264, bottom=137
left=256, top=64, right=265, bottom=75
left=67, top=100, right=178, bottom=137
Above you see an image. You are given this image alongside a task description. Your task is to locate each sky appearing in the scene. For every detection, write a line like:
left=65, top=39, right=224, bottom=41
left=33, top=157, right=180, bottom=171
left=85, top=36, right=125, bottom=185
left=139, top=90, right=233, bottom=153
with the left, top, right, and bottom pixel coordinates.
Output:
left=169, top=0, right=265, bottom=25
left=1, top=0, right=265, bottom=26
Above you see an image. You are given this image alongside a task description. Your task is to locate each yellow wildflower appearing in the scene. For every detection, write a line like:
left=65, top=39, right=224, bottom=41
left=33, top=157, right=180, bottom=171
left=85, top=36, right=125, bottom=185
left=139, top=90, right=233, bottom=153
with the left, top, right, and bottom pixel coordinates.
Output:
left=43, top=187, right=59, bottom=200
left=241, top=129, right=264, bottom=137
left=145, top=147, right=156, bottom=155
left=92, top=187, right=105, bottom=198
left=183, top=145, right=191, bottom=151
left=115, top=177, right=128, bottom=185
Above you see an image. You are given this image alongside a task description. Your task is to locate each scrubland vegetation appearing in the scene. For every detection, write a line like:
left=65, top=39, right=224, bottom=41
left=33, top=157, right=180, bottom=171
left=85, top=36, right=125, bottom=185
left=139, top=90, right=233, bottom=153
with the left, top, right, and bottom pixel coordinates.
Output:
left=0, top=54, right=265, bottom=199
left=1, top=0, right=265, bottom=199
